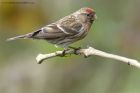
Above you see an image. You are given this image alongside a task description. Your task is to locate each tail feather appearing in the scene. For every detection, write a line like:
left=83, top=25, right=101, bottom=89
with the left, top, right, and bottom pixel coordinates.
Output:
left=6, top=29, right=42, bottom=41
left=6, top=33, right=32, bottom=41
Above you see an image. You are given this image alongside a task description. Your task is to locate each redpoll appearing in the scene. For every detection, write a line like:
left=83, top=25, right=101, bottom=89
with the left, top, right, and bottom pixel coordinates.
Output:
left=7, top=7, right=97, bottom=49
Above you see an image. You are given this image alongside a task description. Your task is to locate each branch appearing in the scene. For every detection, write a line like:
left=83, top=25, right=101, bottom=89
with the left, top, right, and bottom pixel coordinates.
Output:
left=36, top=47, right=140, bottom=69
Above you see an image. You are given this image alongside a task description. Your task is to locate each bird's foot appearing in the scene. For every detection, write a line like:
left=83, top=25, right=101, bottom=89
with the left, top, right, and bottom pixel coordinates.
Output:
left=60, top=47, right=81, bottom=56
left=68, top=46, right=81, bottom=55
left=60, top=49, right=70, bottom=57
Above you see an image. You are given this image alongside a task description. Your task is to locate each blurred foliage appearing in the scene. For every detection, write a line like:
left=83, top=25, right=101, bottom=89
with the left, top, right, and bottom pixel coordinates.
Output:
left=0, top=0, right=140, bottom=93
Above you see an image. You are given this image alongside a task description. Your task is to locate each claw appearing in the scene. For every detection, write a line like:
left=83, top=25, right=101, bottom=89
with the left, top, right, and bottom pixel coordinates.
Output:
left=68, top=46, right=81, bottom=55
left=62, top=50, right=66, bottom=56
left=60, top=49, right=69, bottom=57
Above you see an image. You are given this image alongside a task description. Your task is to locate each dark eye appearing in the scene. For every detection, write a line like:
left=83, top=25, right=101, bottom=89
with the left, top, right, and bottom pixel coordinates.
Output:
left=86, top=14, right=90, bottom=16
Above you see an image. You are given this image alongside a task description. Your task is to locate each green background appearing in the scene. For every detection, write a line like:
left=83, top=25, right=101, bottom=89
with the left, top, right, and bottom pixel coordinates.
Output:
left=0, top=0, right=140, bottom=93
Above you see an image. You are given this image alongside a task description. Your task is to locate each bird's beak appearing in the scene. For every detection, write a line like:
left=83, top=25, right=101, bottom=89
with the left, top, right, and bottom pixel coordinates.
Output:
left=94, top=14, right=97, bottom=19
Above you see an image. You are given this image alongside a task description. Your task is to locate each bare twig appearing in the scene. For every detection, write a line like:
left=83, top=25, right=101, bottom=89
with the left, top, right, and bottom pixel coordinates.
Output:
left=36, top=46, right=140, bottom=69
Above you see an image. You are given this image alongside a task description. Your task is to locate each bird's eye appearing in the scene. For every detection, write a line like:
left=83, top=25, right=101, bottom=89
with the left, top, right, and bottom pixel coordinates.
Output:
left=86, top=14, right=90, bottom=16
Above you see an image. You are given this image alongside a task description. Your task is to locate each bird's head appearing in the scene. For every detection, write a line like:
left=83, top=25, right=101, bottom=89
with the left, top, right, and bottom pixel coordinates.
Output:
left=74, top=7, right=97, bottom=23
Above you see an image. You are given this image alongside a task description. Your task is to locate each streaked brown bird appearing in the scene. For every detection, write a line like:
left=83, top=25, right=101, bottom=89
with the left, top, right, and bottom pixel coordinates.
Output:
left=7, top=7, right=97, bottom=49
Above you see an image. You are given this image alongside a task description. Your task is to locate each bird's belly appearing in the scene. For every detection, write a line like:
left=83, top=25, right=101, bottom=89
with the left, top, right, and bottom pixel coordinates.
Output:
left=46, top=29, right=88, bottom=48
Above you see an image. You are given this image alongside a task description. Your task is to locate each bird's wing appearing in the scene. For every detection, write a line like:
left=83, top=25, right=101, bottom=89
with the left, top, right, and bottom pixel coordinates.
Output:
left=30, top=24, right=69, bottom=39
left=30, top=17, right=82, bottom=39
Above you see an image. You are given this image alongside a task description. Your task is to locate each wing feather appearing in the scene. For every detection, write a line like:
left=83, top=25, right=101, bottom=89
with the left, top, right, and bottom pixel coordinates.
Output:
left=29, top=15, right=82, bottom=40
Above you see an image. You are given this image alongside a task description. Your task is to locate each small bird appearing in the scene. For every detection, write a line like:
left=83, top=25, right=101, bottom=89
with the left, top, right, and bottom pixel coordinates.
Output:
left=7, top=7, right=97, bottom=50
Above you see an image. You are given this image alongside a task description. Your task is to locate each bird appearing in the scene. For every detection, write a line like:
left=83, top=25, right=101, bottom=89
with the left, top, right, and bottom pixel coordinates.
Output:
left=7, top=7, right=97, bottom=51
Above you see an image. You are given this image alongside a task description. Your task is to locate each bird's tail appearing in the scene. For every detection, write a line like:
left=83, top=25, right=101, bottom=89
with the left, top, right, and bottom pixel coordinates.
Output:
left=6, top=33, right=32, bottom=41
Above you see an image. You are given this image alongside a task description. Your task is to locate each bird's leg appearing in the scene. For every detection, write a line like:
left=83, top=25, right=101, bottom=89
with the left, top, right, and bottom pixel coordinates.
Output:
left=68, top=46, right=81, bottom=55
left=61, top=48, right=70, bottom=57
left=60, top=46, right=81, bottom=56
